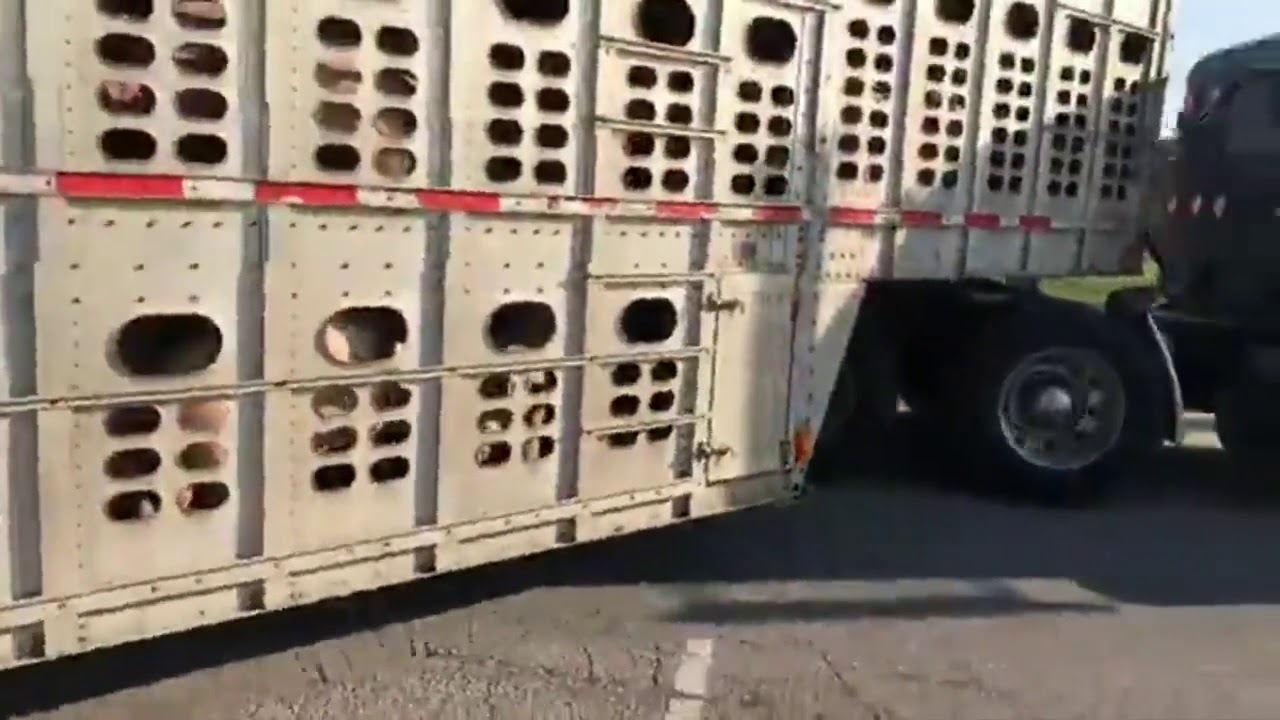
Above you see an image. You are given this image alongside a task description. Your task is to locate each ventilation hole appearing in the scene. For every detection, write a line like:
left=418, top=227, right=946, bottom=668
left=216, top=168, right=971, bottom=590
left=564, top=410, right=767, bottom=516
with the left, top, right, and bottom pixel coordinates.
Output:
left=497, top=0, right=569, bottom=23
left=173, top=42, right=228, bottom=76
left=96, top=33, right=156, bottom=67
left=115, top=314, right=221, bottom=376
left=377, top=26, right=419, bottom=56
left=620, top=298, right=677, bottom=344
left=738, top=81, right=763, bottom=102
left=844, top=78, right=865, bottom=97
left=625, top=99, right=657, bottom=122
left=1005, top=2, right=1039, bottom=39
left=524, top=371, right=559, bottom=395
left=489, top=43, right=525, bottom=72
left=668, top=71, right=695, bottom=93
left=874, top=54, right=893, bottom=72
left=313, top=464, right=356, bottom=491
left=606, top=432, right=639, bottom=448
left=479, top=408, right=515, bottom=435
left=920, top=143, right=939, bottom=161
left=1119, top=33, right=1151, bottom=65
left=369, top=420, right=411, bottom=448
left=488, top=119, right=523, bottom=146
left=652, top=360, right=679, bottom=382
left=317, top=16, right=361, bottom=47
left=666, top=104, right=693, bottom=125
left=1066, top=18, right=1096, bottom=53
left=310, top=388, right=358, bottom=420
left=177, top=441, right=227, bottom=471
left=624, top=132, right=655, bottom=158
left=837, top=134, right=860, bottom=153
left=636, top=0, right=696, bottom=47
left=97, top=81, right=156, bottom=116
left=613, top=363, right=643, bottom=387
left=536, top=124, right=569, bottom=149
left=764, top=176, right=788, bottom=195
left=841, top=105, right=864, bottom=124
left=489, top=82, right=524, bottom=108
left=746, top=17, right=797, bottom=64
left=311, top=427, right=357, bottom=456
left=610, top=394, right=642, bottom=417
left=665, top=137, right=691, bottom=159
left=648, top=426, right=674, bottom=443
left=105, top=490, right=162, bottom=521
left=731, top=174, right=756, bottom=194
left=375, top=68, right=418, bottom=96
left=765, top=146, right=789, bottom=168
left=177, top=397, right=230, bottom=430
left=374, top=108, right=418, bottom=139
left=768, top=116, right=792, bottom=136
left=733, top=144, right=759, bottom=164
left=315, top=62, right=362, bottom=95
left=537, top=88, right=570, bottom=112
left=955, top=43, right=971, bottom=60
left=538, top=51, right=572, bottom=77
left=172, top=0, right=225, bottom=29
left=836, top=162, right=859, bottom=180
left=476, top=441, right=512, bottom=468
left=929, top=38, right=948, bottom=56
left=98, top=0, right=153, bottom=19
left=936, top=0, right=975, bottom=23
left=522, top=437, right=556, bottom=462
left=868, top=137, right=887, bottom=155
left=486, top=156, right=522, bottom=182
left=523, top=403, right=556, bottom=428
left=661, top=170, right=689, bottom=192
left=534, top=160, right=567, bottom=185
left=487, top=301, right=557, bottom=352
left=176, top=481, right=230, bottom=513
left=771, top=86, right=795, bottom=107
left=649, top=390, right=676, bottom=412
left=848, top=20, right=870, bottom=39
left=319, top=307, right=408, bottom=365
left=736, top=112, right=760, bottom=133
left=313, top=101, right=361, bottom=134
left=315, top=144, right=360, bottom=172
left=176, top=134, right=227, bottom=165
left=628, top=66, right=659, bottom=88
left=370, top=456, right=410, bottom=482
left=104, top=406, right=162, bottom=437
left=847, top=49, right=867, bottom=68
left=105, top=448, right=161, bottom=479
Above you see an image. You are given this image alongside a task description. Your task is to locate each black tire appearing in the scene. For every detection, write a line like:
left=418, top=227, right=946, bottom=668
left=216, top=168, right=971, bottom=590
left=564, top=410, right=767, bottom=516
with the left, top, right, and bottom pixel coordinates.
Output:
left=957, top=297, right=1165, bottom=505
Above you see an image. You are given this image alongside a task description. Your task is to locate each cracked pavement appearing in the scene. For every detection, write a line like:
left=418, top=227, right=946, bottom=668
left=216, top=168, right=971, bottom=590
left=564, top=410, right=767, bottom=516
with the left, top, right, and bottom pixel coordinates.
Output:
left=9, top=415, right=1280, bottom=719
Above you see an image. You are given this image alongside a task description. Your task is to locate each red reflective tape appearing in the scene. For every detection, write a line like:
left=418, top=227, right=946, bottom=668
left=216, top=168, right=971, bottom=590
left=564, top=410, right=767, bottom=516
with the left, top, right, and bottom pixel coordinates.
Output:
left=255, top=182, right=358, bottom=205
left=752, top=205, right=805, bottom=222
left=418, top=189, right=502, bottom=213
left=1019, top=215, right=1052, bottom=232
left=826, top=207, right=879, bottom=225
left=580, top=197, right=618, bottom=211
left=965, top=212, right=1001, bottom=229
left=56, top=173, right=186, bottom=199
left=900, top=210, right=943, bottom=227
left=655, top=201, right=714, bottom=219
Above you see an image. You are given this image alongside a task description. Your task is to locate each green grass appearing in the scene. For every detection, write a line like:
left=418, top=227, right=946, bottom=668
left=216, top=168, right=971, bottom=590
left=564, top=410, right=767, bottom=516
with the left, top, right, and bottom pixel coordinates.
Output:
left=1041, top=261, right=1159, bottom=306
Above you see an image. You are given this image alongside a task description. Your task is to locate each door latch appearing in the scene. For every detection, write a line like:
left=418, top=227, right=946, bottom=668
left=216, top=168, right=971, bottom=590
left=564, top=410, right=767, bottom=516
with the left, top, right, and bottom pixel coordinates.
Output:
left=703, top=293, right=742, bottom=313
left=694, top=442, right=732, bottom=462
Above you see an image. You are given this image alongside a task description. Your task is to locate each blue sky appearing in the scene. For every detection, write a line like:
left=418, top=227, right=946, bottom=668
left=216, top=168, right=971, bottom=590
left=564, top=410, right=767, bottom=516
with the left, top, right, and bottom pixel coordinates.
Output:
left=1161, top=0, right=1269, bottom=132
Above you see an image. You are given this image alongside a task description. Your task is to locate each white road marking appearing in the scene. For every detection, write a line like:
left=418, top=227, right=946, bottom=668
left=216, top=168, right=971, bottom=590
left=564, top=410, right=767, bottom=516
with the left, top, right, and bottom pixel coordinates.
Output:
left=664, top=638, right=716, bottom=720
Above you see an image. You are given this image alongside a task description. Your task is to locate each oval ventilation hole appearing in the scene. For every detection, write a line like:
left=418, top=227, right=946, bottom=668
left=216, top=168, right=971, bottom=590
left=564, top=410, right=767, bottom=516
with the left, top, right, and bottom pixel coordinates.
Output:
left=315, top=62, right=362, bottom=94
left=636, top=0, right=696, bottom=47
left=176, top=88, right=229, bottom=120
left=96, top=33, right=156, bottom=67
left=610, top=394, right=642, bottom=418
left=745, top=17, right=797, bottom=64
left=314, top=101, right=362, bottom=134
left=486, top=301, right=557, bottom=353
left=1005, top=2, right=1039, bottom=39
left=478, top=374, right=514, bottom=400
left=497, top=0, right=569, bottom=24
left=370, top=419, right=412, bottom=447
left=100, top=128, right=157, bottom=161
left=312, top=386, right=359, bottom=418
left=375, top=68, right=418, bottom=96
left=105, top=490, right=162, bottom=522
left=177, top=441, right=227, bottom=471
left=651, top=360, right=679, bottom=382
left=1119, top=32, right=1151, bottom=65
left=619, top=298, right=678, bottom=344
left=371, top=381, right=413, bottom=411
left=374, top=148, right=417, bottom=179
left=523, top=403, right=556, bottom=428
left=315, top=143, right=361, bottom=172
left=611, top=363, right=643, bottom=387
left=98, top=0, right=153, bottom=20
left=605, top=432, right=640, bottom=449
left=175, top=481, right=230, bottom=514
left=523, top=371, right=559, bottom=395
left=1066, top=18, right=1096, bottom=53
left=478, top=408, right=514, bottom=434
left=176, top=134, right=227, bottom=165
left=172, top=0, right=227, bottom=30
left=522, top=436, right=555, bottom=462
left=936, top=0, right=976, bottom=23
left=476, top=441, right=512, bottom=468
left=485, top=156, right=522, bottom=183
left=489, top=42, right=525, bottom=70
left=115, top=313, right=222, bottom=376
left=374, top=108, right=418, bottom=139
left=370, top=456, right=411, bottom=483
left=104, top=405, right=162, bottom=437
left=317, top=16, right=362, bottom=47
left=647, top=426, right=674, bottom=443
left=649, top=390, right=676, bottom=412
left=105, top=448, right=162, bottom=479
left=97, top=81, right=156, bottom=116
left=311, top=426, right=358, bottom=456
left=488, top=119, right=523, bottom=146
left=319, top=307, right=408, bottom=365
left=313, top=464, right=357, bottom=492
left=172, top=42, right=228, bottom=76
left=537, top=50, right=571, bottom=77
left=178, top=399, right=231, bottom=434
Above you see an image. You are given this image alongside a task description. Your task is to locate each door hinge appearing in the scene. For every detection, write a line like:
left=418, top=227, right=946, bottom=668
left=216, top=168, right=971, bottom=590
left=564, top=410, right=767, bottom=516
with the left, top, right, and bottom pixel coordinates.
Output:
left=702, top=293, right=742, bottom=313
left=694, top=442, right=732, bottom=462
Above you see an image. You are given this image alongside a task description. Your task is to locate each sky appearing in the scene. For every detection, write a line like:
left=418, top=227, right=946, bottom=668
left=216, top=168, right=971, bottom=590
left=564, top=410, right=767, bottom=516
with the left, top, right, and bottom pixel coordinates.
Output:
left=1160, top=0, right=1273, bottom=132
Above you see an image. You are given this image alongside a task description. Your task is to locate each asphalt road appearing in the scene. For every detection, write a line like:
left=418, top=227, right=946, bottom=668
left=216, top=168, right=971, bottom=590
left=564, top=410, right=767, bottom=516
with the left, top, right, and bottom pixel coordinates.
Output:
left=8, top=414, right=1280, bottom=719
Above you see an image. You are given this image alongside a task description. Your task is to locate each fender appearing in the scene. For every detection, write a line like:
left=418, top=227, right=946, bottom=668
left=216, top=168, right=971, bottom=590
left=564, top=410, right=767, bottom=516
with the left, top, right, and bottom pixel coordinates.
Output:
left=1105, top=286, right=1185, bottom=445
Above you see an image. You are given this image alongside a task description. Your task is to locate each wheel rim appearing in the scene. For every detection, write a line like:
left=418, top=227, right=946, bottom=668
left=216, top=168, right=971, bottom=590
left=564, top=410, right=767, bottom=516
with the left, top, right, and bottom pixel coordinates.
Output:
left=995, top=347, right=1126, bottom=472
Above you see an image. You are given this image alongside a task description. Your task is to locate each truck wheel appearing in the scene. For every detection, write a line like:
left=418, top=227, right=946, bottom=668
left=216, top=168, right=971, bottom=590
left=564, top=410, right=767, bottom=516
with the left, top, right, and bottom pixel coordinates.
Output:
left=959, top=299, right=1163, bottom=504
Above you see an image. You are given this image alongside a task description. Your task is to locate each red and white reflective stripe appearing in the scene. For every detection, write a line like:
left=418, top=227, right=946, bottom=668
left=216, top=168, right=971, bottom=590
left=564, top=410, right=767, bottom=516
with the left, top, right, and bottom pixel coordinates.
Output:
left=827, top=206, right=1069, bottom=231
